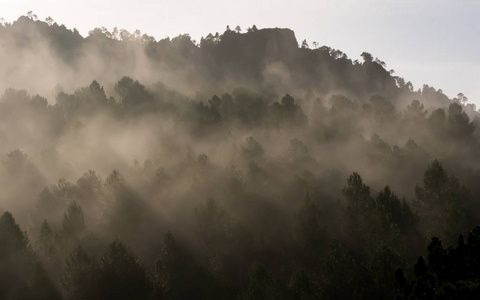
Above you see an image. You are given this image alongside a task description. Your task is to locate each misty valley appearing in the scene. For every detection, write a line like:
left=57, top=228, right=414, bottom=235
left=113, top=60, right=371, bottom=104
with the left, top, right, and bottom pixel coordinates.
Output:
left=2, top=15, right=480, bottom=299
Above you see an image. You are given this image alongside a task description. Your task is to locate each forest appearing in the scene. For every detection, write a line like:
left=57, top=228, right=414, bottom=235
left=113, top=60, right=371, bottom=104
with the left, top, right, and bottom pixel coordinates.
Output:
left=1, top=14, right=480, bottom=299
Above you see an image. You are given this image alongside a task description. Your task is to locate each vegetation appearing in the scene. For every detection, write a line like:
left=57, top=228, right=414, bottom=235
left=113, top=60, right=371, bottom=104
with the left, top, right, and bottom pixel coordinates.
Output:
left=0, top=14, right=480, bottom=299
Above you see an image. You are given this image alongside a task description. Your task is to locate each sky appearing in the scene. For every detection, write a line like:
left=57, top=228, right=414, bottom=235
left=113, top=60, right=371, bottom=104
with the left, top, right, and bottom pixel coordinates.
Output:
left=1, top=0, right=479, bottom=106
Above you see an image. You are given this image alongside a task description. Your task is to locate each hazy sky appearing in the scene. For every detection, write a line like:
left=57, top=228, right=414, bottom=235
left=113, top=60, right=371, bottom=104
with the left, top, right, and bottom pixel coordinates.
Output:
left=1, top=0, right=479, bottom=106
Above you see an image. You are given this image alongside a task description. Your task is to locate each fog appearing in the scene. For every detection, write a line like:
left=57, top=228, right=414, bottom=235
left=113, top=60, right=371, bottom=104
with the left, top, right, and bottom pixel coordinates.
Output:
left=1, top=15, right=480, bottom=299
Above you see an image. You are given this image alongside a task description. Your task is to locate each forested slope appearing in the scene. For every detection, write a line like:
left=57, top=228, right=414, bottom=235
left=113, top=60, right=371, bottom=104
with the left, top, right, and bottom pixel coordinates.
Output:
left=0, top=15, right=480, bottom=299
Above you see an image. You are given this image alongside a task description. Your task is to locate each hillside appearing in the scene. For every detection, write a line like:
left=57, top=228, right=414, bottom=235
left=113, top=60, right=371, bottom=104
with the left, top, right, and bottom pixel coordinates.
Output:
left=0, top=16, right=462, bottom=109
left=0, top=15, right=480, bottom=299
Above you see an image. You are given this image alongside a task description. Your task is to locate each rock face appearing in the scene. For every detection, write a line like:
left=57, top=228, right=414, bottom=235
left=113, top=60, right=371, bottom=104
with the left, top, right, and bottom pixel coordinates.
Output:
left=228, top=28, right=299, bottom=62
left=261, top=28, right=299, bottom=61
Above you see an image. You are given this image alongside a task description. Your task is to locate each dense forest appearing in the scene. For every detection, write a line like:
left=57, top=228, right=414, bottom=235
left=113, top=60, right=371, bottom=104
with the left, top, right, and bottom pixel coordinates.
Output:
left=1, top=14, right=480, bottom=299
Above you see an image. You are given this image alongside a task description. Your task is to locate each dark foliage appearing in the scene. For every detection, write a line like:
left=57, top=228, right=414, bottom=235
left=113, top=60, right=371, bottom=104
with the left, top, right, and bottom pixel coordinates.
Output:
left=1, top=15, right=480, bottom=300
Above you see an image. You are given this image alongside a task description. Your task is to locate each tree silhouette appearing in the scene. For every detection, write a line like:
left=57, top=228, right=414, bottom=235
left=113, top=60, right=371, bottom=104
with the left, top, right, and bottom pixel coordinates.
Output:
left=414, top=159, right=470, bottom=245
left=97, top=240, right=151, bottom=299
left=396, top=227, right=480, bottom=299
left=342, top=173, right=374, bottom=260
left=155, top=232, right=208, bottom=299
left=0, top=212, right=58, bottom=299
left=62, top=246, right=98, bottom=299
left=448, top=102, right=475, bottom=140
left=361, top=51, right=373, bottom=63
left=296, top=193, right=329, bottom=269
left=243, top=264, right=282, bottom=300
left=62, top=201, right=85, bottom=239
left=301, top=39, right=309, bottom=49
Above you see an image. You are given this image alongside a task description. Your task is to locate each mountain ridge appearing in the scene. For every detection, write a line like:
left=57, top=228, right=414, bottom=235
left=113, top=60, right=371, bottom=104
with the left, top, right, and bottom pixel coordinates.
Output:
left=0, top=15, right=469, bottom=115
